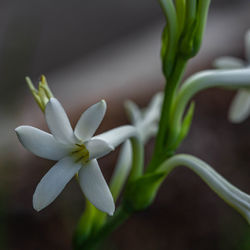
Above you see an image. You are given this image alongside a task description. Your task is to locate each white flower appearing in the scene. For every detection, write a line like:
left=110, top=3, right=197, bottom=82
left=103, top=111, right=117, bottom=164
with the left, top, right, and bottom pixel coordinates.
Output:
left=15, top=98, right=130, bottom=215
left=109, top=93, right=163, bottom=200
left=214, top=30, right=250, bottom=123
left=124, top=92, right=163, bottom=143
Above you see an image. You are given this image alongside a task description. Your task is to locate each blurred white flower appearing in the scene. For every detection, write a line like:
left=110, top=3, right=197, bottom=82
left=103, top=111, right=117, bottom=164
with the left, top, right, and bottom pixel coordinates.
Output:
left=214, top=30, right=250, bottom=123
left=125, top=92, right=163, bottom=143
left=15, top=98, right=127, bottom=215
left=109, top=93, right=163, bottom=201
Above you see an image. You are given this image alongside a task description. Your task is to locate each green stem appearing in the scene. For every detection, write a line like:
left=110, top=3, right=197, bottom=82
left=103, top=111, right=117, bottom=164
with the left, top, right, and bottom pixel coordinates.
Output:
left=75, top=206, right=131, bottom=250
left=147, top=58, right=187, bottom=172
left=127, top=137, right=144, bottom=182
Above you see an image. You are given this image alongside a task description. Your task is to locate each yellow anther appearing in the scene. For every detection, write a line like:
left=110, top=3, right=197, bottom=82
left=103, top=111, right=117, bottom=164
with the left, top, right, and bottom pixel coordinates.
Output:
left=71, top=143, right=90, bottom=164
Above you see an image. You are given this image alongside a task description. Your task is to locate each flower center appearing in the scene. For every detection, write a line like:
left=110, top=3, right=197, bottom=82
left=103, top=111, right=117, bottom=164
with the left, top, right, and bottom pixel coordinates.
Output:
left=71, top=143, right=89, bottom=164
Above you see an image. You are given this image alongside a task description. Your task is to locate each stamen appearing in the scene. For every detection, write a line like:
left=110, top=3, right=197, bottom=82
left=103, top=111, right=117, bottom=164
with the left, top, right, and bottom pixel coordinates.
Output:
left=71, top=143, right=89, bottom=164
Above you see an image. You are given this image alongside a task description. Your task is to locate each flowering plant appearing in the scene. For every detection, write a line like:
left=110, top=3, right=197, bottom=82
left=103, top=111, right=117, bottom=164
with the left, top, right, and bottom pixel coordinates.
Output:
left=15, top=1, right=250, bottom=249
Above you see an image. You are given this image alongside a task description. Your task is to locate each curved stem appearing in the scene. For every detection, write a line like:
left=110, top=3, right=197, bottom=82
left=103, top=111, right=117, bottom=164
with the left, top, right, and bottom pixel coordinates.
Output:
left=157, top=154, right=250, bottom=223
left=172, top=69, right=250, bottom=136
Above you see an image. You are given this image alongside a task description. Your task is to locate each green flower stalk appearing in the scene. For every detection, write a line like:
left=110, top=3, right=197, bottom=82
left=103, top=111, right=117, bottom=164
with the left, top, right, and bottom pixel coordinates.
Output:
left=149, top=0, right=211, bottom=172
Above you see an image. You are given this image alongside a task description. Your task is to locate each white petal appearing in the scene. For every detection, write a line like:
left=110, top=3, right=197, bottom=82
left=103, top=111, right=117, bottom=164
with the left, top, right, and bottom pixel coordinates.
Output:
left=213, top=57, right=245, bottom=69
left=85, top=139, right=114, bottom=160
left=109, top=140, right=132, bottom=201
left=228, top=90, right=250, bottom=123
left=245, top=30, right=250, bottom=62
left=78, top=159, right=115, bottom=215
left=33, top=156, right=81, bottom=211
left=124, top=100, right=142, bottom=125
left=94, top=125, right=137, bottom=148
left=146, top=92, right=163, bottom=122
left=15, top=126, right=71, bottom=160
left=45, top=98, right=76, bottom=144
left=139, top=124, right=158, bottom=143
left=74, top=100, right=106, bottom=141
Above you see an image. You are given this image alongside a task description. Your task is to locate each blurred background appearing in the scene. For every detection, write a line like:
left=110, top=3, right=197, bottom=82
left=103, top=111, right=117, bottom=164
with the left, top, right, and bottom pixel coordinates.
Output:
left=0, top=0, right=250, bottom=249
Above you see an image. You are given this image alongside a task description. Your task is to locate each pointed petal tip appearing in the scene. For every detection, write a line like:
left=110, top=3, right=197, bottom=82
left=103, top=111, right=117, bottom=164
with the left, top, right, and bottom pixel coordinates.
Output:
left=49, top=97, right=57, bottom=102
left=108, top=210, right=114, bottom=216
left=14, top=127, right=20, bottom=133
left=46, top=97, right=59, bottom=109
left=99, top=99, right=107, bottom=109
left=32, top=196, right=43, bottom=212
left=106, top=198, right=115, bottom=216
left=15, top=125, right=26, bottom=133
left=33, top=205, right=41, bottom=212
left=103, top=200, right=115, bottom=216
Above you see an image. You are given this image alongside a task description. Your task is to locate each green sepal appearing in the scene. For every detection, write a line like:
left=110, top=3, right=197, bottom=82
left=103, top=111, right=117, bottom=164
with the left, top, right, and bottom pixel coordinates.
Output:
left=192, top=0, right=211, bottom=56
left=175, top=0, right=186, bottom=38
left=178, top=0, right=211, bottom=59
left=123, top=172, right=166, bottom=212
left=179, top=20, right=198, bottom=59
left=178, top=0, right=198, bottom=59
left=159, top=0, right=178, bottom=78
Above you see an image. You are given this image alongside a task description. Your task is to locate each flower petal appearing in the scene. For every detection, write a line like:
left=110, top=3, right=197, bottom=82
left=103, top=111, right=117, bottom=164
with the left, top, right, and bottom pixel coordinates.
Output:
left=213, top=56, right=245, bottom=69
left=124, top=100, right=142, bottom=125
left=146, top=92, right=163, bottom=123
left=45, top=98, right=76, bottom=144
left=109, top=140, right=132, bottom=201
left=74, top=100, right=106, bottom=141
left=228, top=90, right=250, bottom=123
left=15, top=126, right=71, bottom=160
left=85, top=139, right=114, bottom=160
left=78, top=159, right=115, bottom=215
left=33, top=156, right=82, bottom=211
left=94, top=125, right=137, bottom=148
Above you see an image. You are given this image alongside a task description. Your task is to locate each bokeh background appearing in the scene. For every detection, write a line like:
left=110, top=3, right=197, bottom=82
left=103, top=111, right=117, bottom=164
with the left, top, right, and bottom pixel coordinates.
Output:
left=0, top=0, right=250, bottom=249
